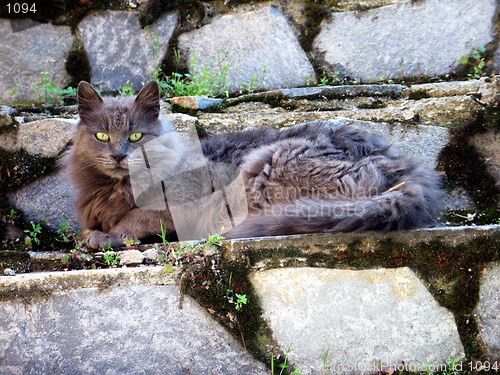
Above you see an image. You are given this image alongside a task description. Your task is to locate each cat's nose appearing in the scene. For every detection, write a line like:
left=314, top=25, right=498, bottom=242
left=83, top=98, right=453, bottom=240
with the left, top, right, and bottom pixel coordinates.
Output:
left=112, top=153, right=127, bottom=163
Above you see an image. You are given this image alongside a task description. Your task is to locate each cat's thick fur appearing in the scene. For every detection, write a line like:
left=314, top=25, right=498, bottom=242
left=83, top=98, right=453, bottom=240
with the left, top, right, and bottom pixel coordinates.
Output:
left=63, top=81, right=443, bottom=248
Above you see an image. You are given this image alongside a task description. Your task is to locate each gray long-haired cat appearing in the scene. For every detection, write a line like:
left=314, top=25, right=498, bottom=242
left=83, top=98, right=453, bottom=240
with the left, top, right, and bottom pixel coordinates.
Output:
left=62, top=81, right=442, bottom=248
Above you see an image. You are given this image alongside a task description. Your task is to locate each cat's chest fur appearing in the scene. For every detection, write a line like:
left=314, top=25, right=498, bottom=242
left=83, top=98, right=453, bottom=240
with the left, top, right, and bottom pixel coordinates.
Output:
left=77, top=178, right=135, bottom=233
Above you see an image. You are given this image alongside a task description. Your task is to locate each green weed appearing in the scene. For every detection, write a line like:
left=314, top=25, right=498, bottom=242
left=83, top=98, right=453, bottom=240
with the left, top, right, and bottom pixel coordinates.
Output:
left=158, top=219, right=169, bottom=246
left=24, top=221, right=42, bottom=246
left=123, top=236, right=141, bottom=247
left=118, top=80, right=136, bottom=96
left=60, top=247, right=96, bottom=269
left=238, top=66, right=268, bottom=94
left=33, top=73, right=77, bottom=104
left=151, top=48, right=268, bottom=99
left=206, top=233, right=225, bottom=247
left=271, top=344, right=302, bottom=375
left=322, top=347, right=330, bottom=375
left=102, top=244, right=120, bottom=267
left=166, top=51, right=231, bottom=98
left=225, top=272, right=248, bottom=312
left=55, top=220, right=76, bottom=243
left=460, top=46, right=487, bottom=79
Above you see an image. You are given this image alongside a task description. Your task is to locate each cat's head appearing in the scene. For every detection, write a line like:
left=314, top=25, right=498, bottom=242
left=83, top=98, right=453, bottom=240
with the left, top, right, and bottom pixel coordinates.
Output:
left=73, top=81, right=164, bottom=179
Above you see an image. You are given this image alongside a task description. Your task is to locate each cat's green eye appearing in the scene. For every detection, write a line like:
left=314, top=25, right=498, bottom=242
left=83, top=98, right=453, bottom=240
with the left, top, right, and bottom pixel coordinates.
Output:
left=129, top=132, right=143, bottom=142
left=95, top=132, right=110, bottom=142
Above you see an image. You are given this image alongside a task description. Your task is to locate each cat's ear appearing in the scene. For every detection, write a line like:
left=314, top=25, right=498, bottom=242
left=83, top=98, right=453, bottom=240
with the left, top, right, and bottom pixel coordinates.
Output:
left=77, top=81, right=104, bottom=118
left=132, top=81, right=160, bottom=121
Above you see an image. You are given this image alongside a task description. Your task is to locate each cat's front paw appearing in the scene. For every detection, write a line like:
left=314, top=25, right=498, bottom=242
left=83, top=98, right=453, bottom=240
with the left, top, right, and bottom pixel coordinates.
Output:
left=82, top=229, right=116, bottom=249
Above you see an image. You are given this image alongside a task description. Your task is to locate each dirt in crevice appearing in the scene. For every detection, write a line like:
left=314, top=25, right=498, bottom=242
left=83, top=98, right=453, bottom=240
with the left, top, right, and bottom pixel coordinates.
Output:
left=438, top=107, right=500, bottom=226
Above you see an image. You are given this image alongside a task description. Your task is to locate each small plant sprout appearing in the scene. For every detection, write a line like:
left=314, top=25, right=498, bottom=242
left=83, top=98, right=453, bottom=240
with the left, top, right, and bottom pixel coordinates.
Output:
left=123, top=236, right=141, bottom=247
left=271, top=344, right=302, bottom=375
left=228, top=293, right=248, bottom=312
left=445, top=356, right=465, bottom=375
left=460, top=46, right=487, bottom=79
left=225, top=272, right=248, bottom=312
left=33, top=73, right=76, bottom=104
left=102, top=244, right=120, bottom=267
left=55, top=220, right=75, bottom=243
left=319, top=70, right=342, bottom=86
left=158, top=219, right=169, bottom=246
left=24, top=221, right=42, bottom=245
left=206, top=233, right=225, bottom=248
left=2, top=208, right=18, bottom=225
left=322, top=347, right=330, bottom=375
left=60, top=247, right=95, bottom=270
left=118, top=80, right=136, bottom=96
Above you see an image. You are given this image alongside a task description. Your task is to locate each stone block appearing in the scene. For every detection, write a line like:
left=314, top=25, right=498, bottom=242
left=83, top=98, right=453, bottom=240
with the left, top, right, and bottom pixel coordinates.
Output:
left=78, top=10, right=178, bottom=91
left=471, top=130, right=500, bottom=189
left=0, top=118, right=75, bottom=156
left=17, top=118, right=76, bottom=158
left=0, top=105, right=14, bottom=127
left=8, top=170, right=79, bottom=229
left=178, top=7, right=316, bottom=92
left=169, top=96, right=224, bottom=110
left=0, top=269, right=267, bottom=374
left=474, top=262, right=500, bottom=360
left=403, top=80, right=485, bottom=99
left=251, top=267, right=464, bottom=374
left=0, top=20, right=74, bottom=103
left=117, top=250, right=145, bottom=266
left=313, top=0, right=497, bottom=80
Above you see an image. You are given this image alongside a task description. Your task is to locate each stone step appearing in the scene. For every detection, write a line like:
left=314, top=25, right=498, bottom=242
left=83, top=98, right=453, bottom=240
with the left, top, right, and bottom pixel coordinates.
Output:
left=4, top=77, right=499, bottom=229
left=1, top=225, right=499, bottom=374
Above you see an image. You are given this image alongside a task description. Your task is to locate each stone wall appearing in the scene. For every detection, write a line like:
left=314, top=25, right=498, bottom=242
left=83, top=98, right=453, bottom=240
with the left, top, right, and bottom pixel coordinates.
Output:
left=0, top=0, right=498, bottom=102
left=3, top=78, right=499, bottom=230
left=0, top=1, right=499, bottom=373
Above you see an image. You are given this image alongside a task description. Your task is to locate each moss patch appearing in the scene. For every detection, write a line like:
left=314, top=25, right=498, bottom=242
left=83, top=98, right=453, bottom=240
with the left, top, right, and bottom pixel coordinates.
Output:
left=65, top=37, right=91, bottom=88
left=230, top=228, right=499, bottom=360
left=438, top=107, right=500, bottom=225
left=179, top=247, right=290, bottom=373
left=0, top=148, right=57, bottom=244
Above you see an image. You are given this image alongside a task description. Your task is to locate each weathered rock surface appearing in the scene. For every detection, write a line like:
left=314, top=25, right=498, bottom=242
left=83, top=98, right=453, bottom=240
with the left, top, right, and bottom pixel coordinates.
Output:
left=8, top=171, right=79, bottom=229
left=16, top=118, right=75, bottom=157
left=142, top=248, right=161, bottom=261
left=117, top=249, right=145, bottom=266
left=178, top=7, right=316, bottom=92
left=78, top=10, right=178, bottom=91
left=198, top=116, right=447, bottom=169
left=251, top=267, right=464, bottom=375
left=0, top=105, right=14, bottom=126
left=0, top=20, right=73, bottom=103
left=0, top=268, right=268, bottom=375
left=402, top=79, right=486, bottom=99
left=326, top=0, right=406, bottom=11
left=471, top=130, right=500, bottom=188
left=184, top=79, right=494, bottom=128
left=169, top=96, right=224, bottom=110
left=494, top=47, right=500, bottom=73
left=1, top=227, right=499, bottom=372
left=313, top=0, right=497, bottom=80
left=474, top=262, right=500, bottom=360
left=163, top=112, right=199, bottom=133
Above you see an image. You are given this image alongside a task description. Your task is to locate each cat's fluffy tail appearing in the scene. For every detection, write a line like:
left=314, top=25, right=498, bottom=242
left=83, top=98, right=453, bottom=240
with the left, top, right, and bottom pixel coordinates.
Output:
left=224, top=176, right=443, bottom=239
